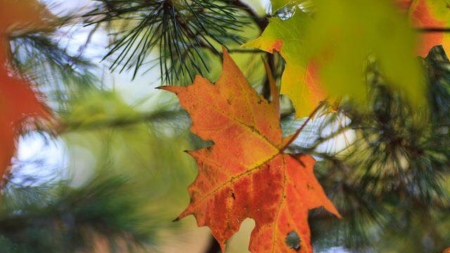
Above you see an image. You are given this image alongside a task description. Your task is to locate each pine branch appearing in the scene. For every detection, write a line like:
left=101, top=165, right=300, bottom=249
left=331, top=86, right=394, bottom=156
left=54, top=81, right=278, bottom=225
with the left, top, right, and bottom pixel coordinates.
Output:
left=84, top=0, right=250, bottom=85
left=58, top=109, right=188, bottom=133
left=0, top=175, right=161, bottom=253
left=205, top=235, right=221, bottom=253
left=10, top=32, right=98, bottom=111
left=307, top=46, right=450, bottom=252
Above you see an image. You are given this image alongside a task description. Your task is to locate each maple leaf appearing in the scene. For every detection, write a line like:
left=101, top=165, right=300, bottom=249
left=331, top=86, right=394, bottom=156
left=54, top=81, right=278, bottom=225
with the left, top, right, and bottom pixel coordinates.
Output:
left=160, top=49, right=340, bottom=253
left=246, top=0, right=426, bottom=117
left=0, top=0, right=53, bottom=181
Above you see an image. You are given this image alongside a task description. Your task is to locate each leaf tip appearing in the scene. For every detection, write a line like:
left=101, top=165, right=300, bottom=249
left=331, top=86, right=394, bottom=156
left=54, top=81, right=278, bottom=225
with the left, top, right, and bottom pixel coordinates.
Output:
left=324, top=203, right=342, bottom=220
left=156, top=85, right=170, bottom=91
left=157, top=85, right=183, bottom=94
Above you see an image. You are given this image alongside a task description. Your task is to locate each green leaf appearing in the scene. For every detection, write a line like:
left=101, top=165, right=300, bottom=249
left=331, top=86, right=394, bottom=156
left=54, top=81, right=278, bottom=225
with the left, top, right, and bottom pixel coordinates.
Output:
left=307, top=0, right=425, bottom=108
left=246, top=0, right=427, bottom=117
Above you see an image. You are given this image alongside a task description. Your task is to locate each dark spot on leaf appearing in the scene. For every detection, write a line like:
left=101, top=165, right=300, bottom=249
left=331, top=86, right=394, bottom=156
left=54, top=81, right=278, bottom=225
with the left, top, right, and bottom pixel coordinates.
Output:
left=231, top=192, right=236, bottom=200
left=227, top=99, right=232, bottom=105
left=285, top=231, right=301, bottom=251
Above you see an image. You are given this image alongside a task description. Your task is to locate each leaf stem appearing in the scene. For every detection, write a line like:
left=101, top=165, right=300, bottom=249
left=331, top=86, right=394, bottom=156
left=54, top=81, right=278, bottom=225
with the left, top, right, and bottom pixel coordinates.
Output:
left=280, top=102, right=326, bottom=152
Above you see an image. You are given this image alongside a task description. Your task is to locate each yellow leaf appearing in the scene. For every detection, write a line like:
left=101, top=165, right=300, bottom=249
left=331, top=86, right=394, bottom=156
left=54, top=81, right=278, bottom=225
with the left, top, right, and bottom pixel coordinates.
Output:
left=246, top=0, right=427, bottom=117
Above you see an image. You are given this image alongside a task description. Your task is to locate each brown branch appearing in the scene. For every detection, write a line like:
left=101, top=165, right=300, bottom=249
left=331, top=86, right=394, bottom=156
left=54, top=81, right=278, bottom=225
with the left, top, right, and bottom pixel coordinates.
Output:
left=417, top=27, right=450, bottom=33
left=227, top=49, right=266, bottom=54
left=232, top=0, right=269, bottom=30
left=205, top=235, right=221, bottom=253
left=231, top=0, right=275, bottom=101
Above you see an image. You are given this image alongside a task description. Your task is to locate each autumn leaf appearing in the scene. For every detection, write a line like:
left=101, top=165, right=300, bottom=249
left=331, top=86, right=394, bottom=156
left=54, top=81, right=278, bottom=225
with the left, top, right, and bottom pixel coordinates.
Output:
left=0, top=0, right=53, bottom=181
left=161, top=49, right=340, bottom=253
left=246, top=0, right=426, bottom=117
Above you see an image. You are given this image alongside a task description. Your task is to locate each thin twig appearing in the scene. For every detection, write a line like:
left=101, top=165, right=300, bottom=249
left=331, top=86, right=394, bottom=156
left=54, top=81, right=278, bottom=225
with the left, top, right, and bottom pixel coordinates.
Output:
left=232, top=0, right=268, bottom=30
left=417, top=27, right=450, bottom=33
left=205, top=236, right=221, bottom=253
left=227, top=49, right=266, bottom=54
left=56, top=110, right=187, bottom=134
left=77, top=22, right=101, bottom=57
left=280, top=102, right=326, bottom=152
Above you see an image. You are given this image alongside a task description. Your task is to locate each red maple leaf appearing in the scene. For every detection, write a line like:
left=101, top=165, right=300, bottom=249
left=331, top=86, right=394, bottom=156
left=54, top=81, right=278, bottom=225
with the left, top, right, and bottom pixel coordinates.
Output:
left=161, top=49, right=341, bottom=252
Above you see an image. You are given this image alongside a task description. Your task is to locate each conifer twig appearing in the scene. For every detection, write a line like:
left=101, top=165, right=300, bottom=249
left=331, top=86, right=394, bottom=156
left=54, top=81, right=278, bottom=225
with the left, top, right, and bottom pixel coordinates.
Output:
left=280, top=101, right=327, bottom=152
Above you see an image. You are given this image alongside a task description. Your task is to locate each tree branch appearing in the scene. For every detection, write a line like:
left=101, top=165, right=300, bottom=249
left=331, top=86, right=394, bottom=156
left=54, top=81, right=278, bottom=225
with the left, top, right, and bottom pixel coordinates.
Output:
left=232, top=0, right=269, bottom=30
left=205, top=235, right=221, bottom=253
left=417, top=27, right=450, bottom=33
left=57, top=110, right=187, bottom=134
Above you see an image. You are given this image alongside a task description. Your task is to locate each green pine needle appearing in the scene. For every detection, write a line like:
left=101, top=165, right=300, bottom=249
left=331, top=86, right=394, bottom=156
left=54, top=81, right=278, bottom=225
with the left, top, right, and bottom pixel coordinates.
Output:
left=84, top=0, right=249, bottom=85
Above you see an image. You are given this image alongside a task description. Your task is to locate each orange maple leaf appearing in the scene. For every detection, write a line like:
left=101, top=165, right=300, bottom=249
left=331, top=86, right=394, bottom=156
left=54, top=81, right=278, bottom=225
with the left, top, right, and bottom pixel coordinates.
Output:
left=161, top=49, right=341, bottom=253
left=0, top=0, right=53, bottom=181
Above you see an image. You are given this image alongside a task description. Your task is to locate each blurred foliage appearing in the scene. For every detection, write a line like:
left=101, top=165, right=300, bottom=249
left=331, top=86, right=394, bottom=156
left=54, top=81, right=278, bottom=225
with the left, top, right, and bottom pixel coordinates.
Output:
left=10, top=32, right=98, bottom=111
left=0, top=174, right=159, bottom=253
left=3, top=0, right=450, bottom=252
left=0, top=88, right=201, bottom=252
left=60, top=89, right=197, bottom=199
left=306, top=0, right=425, bottom=108
left=298, top=46, right=450, bottom=253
